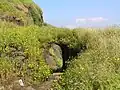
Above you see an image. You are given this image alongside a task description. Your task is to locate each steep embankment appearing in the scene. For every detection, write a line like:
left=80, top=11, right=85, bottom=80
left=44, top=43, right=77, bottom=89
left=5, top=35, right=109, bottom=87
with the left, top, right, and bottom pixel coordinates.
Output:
left=0, top=0, right=43, bottom=26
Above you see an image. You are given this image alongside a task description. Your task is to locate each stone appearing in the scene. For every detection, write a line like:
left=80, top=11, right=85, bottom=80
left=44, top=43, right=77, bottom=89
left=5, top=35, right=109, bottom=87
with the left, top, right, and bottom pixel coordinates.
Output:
left=18, top=79, right=24, bottom=87
left=44, top=44, right=63, bottom=71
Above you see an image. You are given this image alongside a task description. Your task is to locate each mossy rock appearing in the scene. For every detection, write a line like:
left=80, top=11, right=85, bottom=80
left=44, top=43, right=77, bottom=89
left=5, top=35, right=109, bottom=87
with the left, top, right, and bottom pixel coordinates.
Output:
left=0, top=0, right=43, bottom=26
left=44, top=43, right=63, bottom=71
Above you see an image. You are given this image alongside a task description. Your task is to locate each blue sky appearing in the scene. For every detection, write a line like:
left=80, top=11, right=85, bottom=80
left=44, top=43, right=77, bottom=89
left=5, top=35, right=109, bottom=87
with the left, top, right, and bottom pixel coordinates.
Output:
left=34, top=0, right=119, bottom=28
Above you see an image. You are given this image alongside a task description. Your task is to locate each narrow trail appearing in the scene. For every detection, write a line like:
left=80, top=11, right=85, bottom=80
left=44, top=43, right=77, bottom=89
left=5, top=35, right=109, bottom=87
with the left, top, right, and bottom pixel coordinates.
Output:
left=38, top=73, right=63, bottom=90
left=2, top=73, right=63, bottom=90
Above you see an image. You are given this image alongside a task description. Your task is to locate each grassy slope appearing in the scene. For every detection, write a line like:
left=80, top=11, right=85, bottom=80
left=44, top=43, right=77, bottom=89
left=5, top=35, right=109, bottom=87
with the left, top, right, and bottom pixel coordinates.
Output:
left=0, top=0, right=43, bottom=26
left=55, top=28, right=120, bottom=90
left=1, top=19, right=120, bottom=89
left=1, top=0, right=120, bottom=89
left=0, top=21, right=85, bottom=86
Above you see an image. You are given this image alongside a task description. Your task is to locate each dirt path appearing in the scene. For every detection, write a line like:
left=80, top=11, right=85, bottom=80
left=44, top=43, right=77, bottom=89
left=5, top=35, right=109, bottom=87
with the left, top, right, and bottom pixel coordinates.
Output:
left=0, top=73, right=62, bottom=90
left=38, top=73, right=63, bottom=90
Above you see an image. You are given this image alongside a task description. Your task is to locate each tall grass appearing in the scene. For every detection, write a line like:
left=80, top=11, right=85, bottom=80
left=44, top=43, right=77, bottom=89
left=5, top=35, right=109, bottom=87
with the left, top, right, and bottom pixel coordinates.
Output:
left=0, top=0, right=43, bottom=26
left=1, top=20, right=120, bottom=90
left=54, top=27, right=120, bottom=90
left=0, top=21, right=86, bottom=86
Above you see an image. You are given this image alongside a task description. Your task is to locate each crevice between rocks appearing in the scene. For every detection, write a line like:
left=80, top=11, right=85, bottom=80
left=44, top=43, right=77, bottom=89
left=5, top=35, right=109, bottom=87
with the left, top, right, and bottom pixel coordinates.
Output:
left=56, top=43, right=86, bottom=72
left=44, top=42, right=87, bottom=72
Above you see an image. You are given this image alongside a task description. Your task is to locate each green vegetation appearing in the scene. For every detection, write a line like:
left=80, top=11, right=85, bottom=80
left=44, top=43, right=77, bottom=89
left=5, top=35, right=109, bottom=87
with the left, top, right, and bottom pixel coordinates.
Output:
left=0, top=22, right=51, bottom=85
left=54, top=28, right=120, bottom=90
left=0, top=0, right=43, bottom=26
left=1, top=0, right=120, bottom=90
left=0, top=20, right=84, bottom=86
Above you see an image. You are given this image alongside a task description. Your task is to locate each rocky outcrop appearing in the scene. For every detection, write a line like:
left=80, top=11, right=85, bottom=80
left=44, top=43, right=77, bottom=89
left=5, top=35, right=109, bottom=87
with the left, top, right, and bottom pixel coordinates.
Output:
left=0, top=0, right=44, bottom=26
left=0, top=15, right=24, bottom=26
left=44, top=43, right=63, bottom=71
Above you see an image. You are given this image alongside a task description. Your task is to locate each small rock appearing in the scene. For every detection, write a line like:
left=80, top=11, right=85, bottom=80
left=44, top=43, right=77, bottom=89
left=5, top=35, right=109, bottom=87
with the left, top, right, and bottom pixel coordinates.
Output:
left=19, top=79, right=24, bottom=87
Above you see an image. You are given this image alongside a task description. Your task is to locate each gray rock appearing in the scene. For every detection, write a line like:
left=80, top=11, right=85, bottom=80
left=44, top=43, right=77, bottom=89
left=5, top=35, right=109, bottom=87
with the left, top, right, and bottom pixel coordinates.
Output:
left=44, top=43, right=63, bottom=71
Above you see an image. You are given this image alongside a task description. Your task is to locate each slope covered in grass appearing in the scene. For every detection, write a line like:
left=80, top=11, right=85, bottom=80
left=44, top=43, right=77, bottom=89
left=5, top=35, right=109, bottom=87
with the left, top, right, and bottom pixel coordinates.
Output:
left=1, top=19, right=120, bottom=90
left=54, top=27, right=120, bottom=90
left=0, top=21, right=87, bottom=88
left=1, top=0, right=120, bottom=90
left=0, top=0, right=43, bottom=26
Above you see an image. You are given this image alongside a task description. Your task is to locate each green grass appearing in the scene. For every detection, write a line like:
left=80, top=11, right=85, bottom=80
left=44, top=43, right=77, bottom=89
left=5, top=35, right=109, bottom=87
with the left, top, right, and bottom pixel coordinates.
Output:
left=54, top=27, right=120, bottom=90
left=1, top=0, right=120, bottom=89
left=0, top=21, right=84, bottom=86
left=1, top=20, right=120, bottom=90
left=2, top=19, right=120, bottom=89
left=0, top=0, right=43, bottom=26
left=0, top=23, right=50, bottom=85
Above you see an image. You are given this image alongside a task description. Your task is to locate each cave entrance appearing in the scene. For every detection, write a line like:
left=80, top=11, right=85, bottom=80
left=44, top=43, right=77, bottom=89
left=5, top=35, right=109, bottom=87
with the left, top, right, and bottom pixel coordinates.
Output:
left=46, top=42, right=86, bottom=72
left=56, top=43, right=86, bottom=71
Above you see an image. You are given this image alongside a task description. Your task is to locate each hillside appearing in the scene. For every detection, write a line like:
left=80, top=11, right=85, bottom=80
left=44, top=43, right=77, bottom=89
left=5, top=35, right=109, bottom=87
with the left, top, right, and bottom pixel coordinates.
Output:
left=1, top=0, right=120, bottom=90
left=0, top=0, right=43, bottom=26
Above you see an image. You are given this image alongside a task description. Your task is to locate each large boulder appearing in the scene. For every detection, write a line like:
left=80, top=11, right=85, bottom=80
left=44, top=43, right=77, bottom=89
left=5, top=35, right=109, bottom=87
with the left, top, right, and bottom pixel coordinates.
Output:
left=44, top=43, right=63, bottom=71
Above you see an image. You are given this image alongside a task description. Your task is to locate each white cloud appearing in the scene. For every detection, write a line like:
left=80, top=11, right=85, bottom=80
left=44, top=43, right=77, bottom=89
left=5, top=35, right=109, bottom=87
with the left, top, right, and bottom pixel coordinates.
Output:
left=76, top=18, right=86, bottom=23
left=88, top=17, right=108, bottom=22
left=76, top=17, right=108, bottom=23
left=64, top=25, right=77, bottom=29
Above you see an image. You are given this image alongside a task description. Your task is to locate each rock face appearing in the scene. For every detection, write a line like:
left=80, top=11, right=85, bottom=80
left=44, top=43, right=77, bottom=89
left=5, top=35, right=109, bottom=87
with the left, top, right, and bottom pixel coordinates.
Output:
left=44, top=44, right=63, bottom=71
left=0, top=0, right=44, bottom=26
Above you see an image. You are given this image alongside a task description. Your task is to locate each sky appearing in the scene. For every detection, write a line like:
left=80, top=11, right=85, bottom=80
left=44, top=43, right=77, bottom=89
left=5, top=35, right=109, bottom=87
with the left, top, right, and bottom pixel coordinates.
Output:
left=33, top=0, right=120, bottom=28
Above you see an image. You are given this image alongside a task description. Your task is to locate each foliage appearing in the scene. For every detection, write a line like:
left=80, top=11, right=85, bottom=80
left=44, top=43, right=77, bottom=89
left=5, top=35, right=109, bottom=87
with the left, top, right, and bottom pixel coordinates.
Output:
left=55, top=27, right=120, bottom=90
left=0, top=21, right=85, bottom=86
left=1, top=20, right=120, bottom=90
left=1, top=0, right=120, bottom=89
left=0, top=0, right=43, bottom=26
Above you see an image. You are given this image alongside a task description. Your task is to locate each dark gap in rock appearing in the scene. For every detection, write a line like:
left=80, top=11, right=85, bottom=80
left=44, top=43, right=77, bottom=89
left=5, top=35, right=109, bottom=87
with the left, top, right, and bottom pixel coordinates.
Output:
left=44, top=42, right=87, bottom=73
left=54, top=43, right=87, bottom=72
